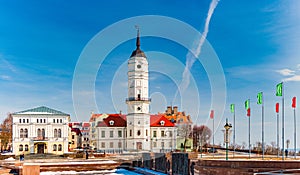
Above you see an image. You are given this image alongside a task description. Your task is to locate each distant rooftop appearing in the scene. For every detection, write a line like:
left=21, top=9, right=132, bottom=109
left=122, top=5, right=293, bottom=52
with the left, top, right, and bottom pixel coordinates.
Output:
left=13, top=106, right=69, bottom=116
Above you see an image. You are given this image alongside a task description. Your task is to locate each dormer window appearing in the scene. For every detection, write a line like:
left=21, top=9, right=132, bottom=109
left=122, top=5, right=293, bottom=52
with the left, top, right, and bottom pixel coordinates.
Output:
left=109, top=120, right=114, bottom=126
left=160, top=120, right=165, bottom=126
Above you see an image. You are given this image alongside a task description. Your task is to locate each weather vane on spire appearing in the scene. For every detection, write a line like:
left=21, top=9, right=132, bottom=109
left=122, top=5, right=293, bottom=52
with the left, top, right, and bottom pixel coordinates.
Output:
left=135, top=25, right=140, bottom=49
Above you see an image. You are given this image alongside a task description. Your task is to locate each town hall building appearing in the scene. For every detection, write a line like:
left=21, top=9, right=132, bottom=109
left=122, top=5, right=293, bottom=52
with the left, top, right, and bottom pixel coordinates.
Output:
left=94, top=29, right=177, bottom=152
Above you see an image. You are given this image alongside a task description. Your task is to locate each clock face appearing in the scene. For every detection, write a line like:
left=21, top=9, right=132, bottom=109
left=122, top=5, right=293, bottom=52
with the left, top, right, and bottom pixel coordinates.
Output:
left=137, top=107, right=141, bottom=111
left=137, top=64, right=141, bottom=69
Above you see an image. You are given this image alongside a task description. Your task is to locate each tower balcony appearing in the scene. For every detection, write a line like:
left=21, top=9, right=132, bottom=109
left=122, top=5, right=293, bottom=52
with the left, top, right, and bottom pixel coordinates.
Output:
left=126, top=97, right=151, bottom=102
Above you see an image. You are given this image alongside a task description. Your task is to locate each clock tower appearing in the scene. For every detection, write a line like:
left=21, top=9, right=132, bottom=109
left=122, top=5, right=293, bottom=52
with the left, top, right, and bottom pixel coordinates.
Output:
left=126, top=28, right=151, bottom=151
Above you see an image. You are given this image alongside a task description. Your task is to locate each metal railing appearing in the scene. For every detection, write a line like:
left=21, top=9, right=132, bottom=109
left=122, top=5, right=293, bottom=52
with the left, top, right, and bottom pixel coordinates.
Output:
left=126, top=97, right=151, bottom=102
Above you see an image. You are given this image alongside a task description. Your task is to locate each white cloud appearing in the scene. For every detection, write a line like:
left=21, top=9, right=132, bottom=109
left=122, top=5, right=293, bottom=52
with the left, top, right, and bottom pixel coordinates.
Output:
left=276, top=68, right=295, bottom=76
left=0, top=75, right=11, bottom=80
left=283, top=75, right=300, bottom=82
left=297, top=64, right=300, bottom=70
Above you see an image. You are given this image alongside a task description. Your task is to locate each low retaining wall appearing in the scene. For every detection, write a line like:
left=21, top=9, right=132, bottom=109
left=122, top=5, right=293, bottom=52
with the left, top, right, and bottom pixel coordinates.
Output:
left=196, top=160, right=300, bottom=175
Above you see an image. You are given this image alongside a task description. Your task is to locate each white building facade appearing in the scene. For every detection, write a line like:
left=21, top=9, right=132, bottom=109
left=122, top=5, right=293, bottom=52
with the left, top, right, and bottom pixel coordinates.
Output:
left=126, top=29, right=151, bottom=151
left=94, top=30, right=176, bottom=153
left=12, top=106, right=70, bottom=155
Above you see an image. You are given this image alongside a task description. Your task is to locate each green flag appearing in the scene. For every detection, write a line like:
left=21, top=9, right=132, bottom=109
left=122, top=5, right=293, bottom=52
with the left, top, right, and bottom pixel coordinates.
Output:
left=230, top=104, right=235, bottom=113
left=257, top=92, right=263, bottom=104
left=276, top=82, right=282, bottom=96
left=245, top=99, right=250, bottom=110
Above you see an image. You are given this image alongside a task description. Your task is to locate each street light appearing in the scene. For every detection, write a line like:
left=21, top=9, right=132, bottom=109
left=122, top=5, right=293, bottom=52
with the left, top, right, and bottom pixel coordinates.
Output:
left=224, top=118, right=232, bottom=161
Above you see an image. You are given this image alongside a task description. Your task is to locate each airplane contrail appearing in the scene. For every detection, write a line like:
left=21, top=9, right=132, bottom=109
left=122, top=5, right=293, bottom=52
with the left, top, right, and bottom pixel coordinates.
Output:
left=173, top=0, right=220, bottom=103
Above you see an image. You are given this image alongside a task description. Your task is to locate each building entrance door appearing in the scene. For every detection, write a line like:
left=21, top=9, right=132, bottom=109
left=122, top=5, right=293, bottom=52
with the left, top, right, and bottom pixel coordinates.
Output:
left=37, top=144, right=45, bottom=154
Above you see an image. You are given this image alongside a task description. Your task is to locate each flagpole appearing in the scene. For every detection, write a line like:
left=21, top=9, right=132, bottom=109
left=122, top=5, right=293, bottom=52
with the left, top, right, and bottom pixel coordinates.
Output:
left=282, top=82, right=285, bottom=161
left=262, top=92, right=264, bottom=159
left=249, top=99, right=251, bottom=159
left=233, top=107, right=236, bottom=158
left=213, top=115, right=215, bottom=158
left=277, top=111, right=279, bottom=158
left=293, top=101, right=296, bottom=159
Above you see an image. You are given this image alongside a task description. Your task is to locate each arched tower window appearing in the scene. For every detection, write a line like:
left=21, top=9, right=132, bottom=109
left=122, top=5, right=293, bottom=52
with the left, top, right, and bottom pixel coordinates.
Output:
left=58, top=129, right=62, bottom=138
left=24, top=129, right=28, bottom=138
left=37, top=129, right=42, bottom=137
left=20, top=129, right=24, bottom=138
left=54, top=129, right=58, bottom=138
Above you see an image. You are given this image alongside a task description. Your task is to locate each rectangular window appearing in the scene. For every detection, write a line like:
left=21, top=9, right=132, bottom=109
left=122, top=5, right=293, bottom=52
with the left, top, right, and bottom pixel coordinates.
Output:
left=153, top=142, right=157, bottom=148
left=129, top=130, right=132, bottom=137
left=23, top=119, right=25, bottom=123
left=101, top=131, right=105, bottom=138
left=110, top=142, right=113, bottom=148
left=110, top=131, right=113, bottom=138
left=101, top=142, right=105, bottom=148
left=161, top=142, right=165, bottom=148
left=44, top=119, right=46, bottom=123
left=60, top=119, right=62, bottom=123
left=19, top=119, right=22, bottom=123
left=72, top=135, right=75, bottom=139
left=118, top=142, right=122, bottom=148
left=27, top=119, right=29, bottom=123
left=169, top=131, right=172, bottom=137
left=153, top=131, right=157, bottom=137
left=37, top=119, right=39, bottom=123
left=118, top=131, right=122, bottom=138
left=40, top=119, right=42, bottom=123
left=146, top=129, right=148, bottom=136
left=53, top=119, right=55, bottom=123
left=161, top=131, right=165, bottom=137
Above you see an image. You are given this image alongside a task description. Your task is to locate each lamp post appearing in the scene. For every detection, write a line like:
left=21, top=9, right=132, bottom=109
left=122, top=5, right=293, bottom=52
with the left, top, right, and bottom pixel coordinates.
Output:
left=224, top=118, right=232, bottom=161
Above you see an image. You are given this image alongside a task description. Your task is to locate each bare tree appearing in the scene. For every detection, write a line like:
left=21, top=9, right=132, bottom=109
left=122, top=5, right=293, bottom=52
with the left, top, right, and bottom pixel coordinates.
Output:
left=192, top=125, right=212, bottom=151
left=177, top=123, right=192, bottom=151
left=0, top=113, right=12, bottom=151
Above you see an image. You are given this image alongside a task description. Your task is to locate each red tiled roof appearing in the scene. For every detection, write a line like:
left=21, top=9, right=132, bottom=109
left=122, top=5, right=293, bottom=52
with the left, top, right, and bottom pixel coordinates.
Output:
left=71, top=128, right=82, bottom=135
left=98, top=114, right=127, bottom=127
left=82, top=122, right=90, bottom=127
left=89, top=113, right=103, bottom=122
left=150, top=115, right=175, bottom=127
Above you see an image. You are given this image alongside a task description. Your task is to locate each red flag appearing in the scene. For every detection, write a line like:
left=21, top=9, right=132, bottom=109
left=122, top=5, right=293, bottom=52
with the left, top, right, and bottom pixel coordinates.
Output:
left=210, top=110, right=214, bottom=119
left=247, top=108, right=250, bottom=117
left=276, top=103, right=279, bottom=113
left=292, top=97, right=296, bottom=108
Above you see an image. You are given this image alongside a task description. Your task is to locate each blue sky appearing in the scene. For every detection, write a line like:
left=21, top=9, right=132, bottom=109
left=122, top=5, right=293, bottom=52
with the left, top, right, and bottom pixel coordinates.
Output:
left=1, top=0, right=300, bottom=147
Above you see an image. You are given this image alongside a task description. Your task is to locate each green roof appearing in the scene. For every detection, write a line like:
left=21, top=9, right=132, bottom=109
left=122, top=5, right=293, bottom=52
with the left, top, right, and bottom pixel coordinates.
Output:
left=14, top=106, right=69, bottom=115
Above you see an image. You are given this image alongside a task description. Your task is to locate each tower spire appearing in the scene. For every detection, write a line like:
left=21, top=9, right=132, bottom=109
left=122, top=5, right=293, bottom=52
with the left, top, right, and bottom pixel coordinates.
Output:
left=130, top=25, right=146, bottom=58
left=135, top=25, right=140, bottom=50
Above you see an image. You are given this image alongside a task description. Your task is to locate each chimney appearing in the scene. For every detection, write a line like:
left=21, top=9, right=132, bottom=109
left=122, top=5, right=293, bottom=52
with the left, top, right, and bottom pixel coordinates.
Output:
left=173, top=106, right=178, bottom=114
left=167, top=106, right=172, bottom=114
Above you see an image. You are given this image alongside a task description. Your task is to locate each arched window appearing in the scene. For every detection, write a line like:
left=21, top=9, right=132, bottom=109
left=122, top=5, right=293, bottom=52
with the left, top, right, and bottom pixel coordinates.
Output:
left=19, top=144, right=23, bottom=151
left=53, top=144, right=57, bottom=151
left=24, top=129, right=28, bottom=138
left=37, top=129, right=42, bottom=137
left=58, top=144, right=62, bottom=151
left=54, top=129, right=58, bottom=138
left=20, top=129, right=24, bottom=138
left=25, top=144, right=28, bottom=151
left=58, top=129, right=61, bottom=138
left=42, top=129, right=45, bottom=137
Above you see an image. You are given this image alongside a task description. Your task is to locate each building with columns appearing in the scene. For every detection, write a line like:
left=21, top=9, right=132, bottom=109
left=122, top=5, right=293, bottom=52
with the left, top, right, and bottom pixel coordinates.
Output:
left=12, top=106, right=70, bottom=155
